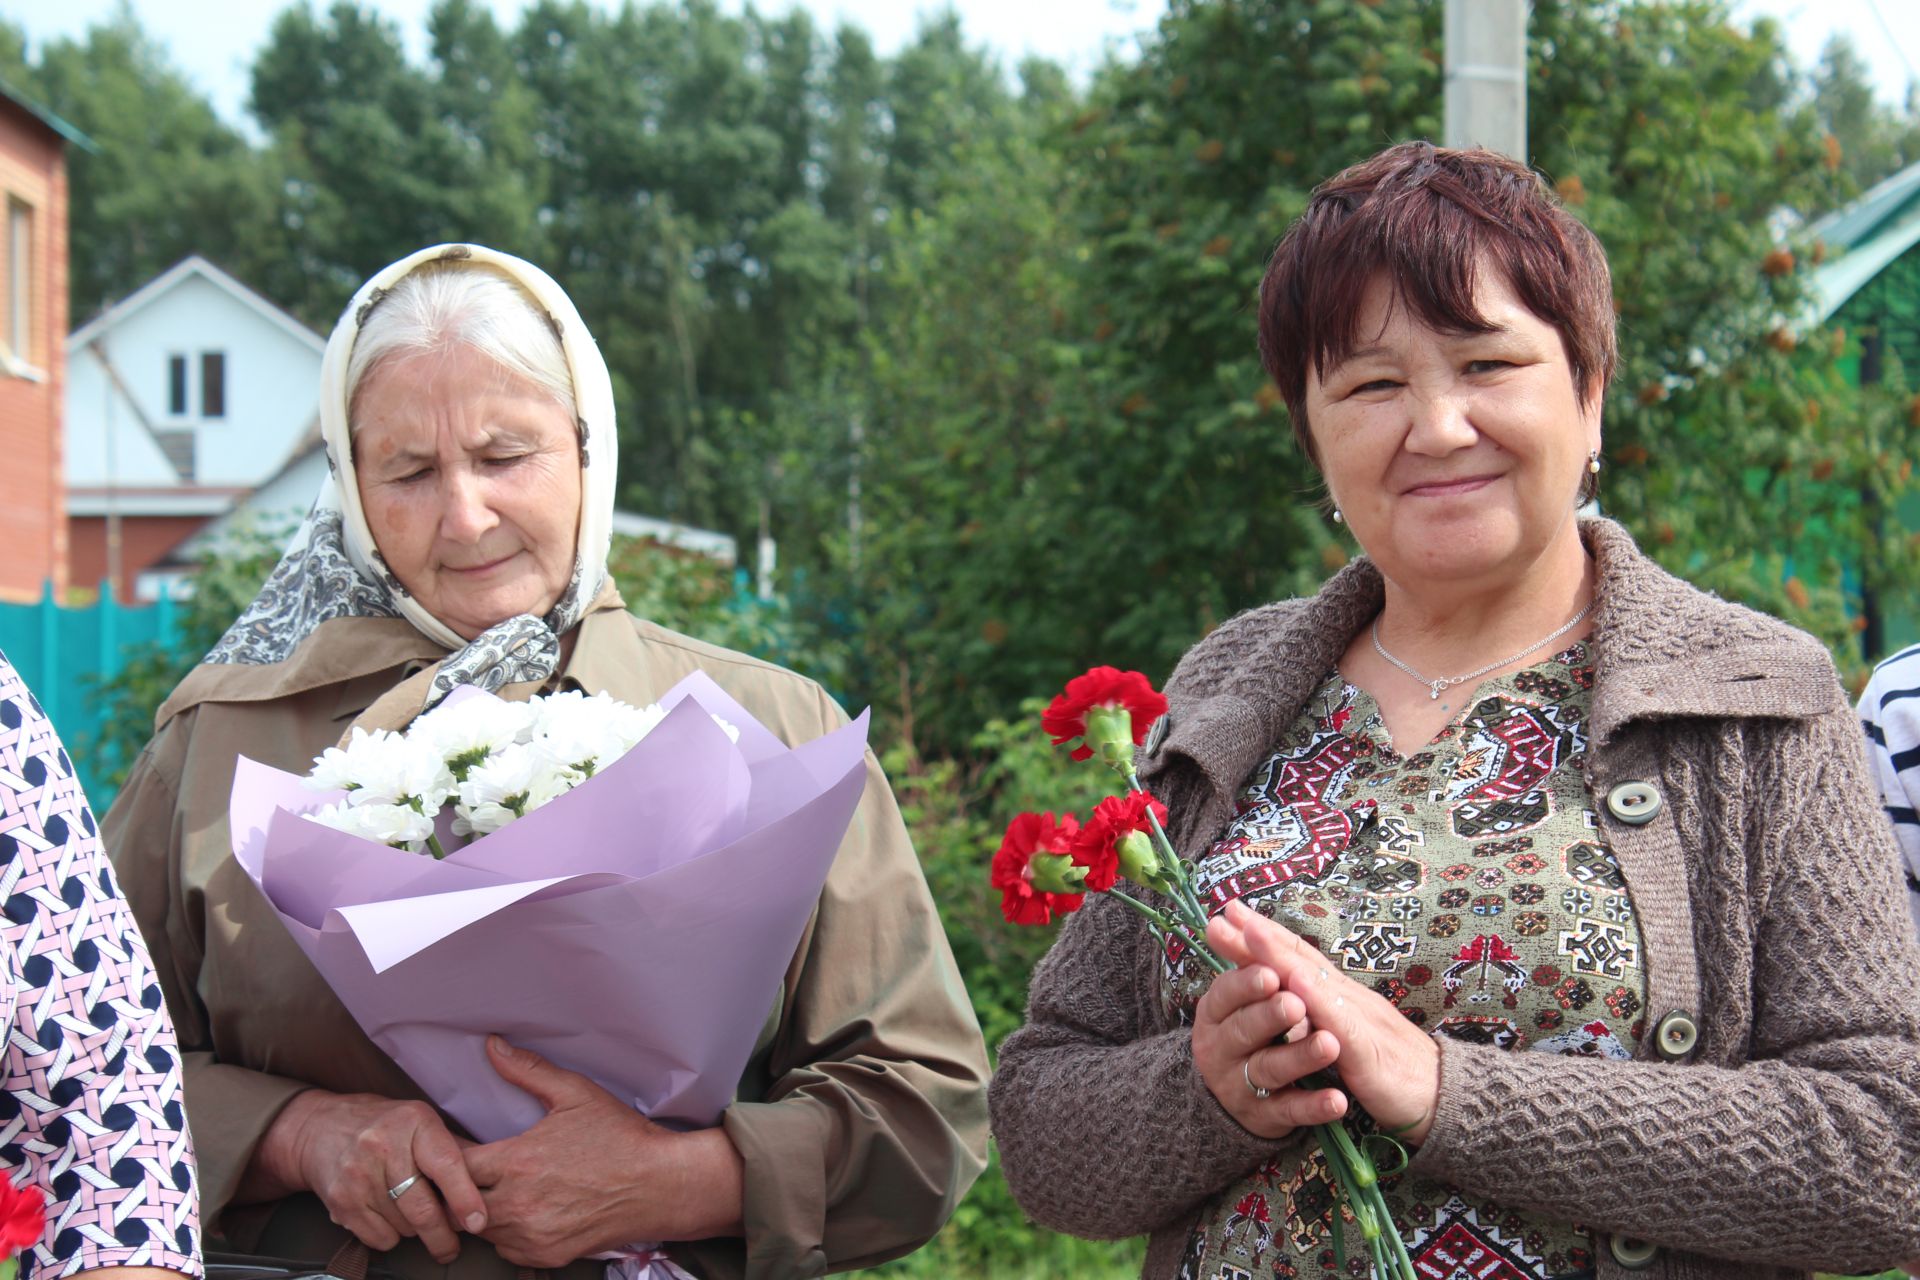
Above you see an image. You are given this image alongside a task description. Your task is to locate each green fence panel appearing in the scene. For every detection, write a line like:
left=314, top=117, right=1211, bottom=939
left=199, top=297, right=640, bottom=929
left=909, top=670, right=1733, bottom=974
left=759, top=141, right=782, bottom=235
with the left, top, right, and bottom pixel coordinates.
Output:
left=0, top=582, right=182, bottom=812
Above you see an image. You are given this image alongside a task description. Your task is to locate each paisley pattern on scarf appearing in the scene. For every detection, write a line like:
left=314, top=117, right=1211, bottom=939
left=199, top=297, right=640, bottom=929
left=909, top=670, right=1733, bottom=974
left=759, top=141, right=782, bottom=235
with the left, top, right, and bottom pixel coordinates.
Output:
left=207, top=507, right=579, bottom=703
left=203, top=508, right=402, bottom=666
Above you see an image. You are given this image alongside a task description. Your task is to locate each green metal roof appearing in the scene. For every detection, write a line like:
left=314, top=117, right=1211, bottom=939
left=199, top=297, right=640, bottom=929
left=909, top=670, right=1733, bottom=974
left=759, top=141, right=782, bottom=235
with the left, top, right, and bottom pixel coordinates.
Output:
left=0, top=79, right=96, bottom=154
left=1809, top=157, right=1920, bottom=322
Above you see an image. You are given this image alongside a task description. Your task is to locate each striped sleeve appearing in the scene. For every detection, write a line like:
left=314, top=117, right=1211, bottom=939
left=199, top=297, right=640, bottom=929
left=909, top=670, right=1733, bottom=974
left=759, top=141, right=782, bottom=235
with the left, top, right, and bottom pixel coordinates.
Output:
left=1857, top=644, right=1920, bottom=940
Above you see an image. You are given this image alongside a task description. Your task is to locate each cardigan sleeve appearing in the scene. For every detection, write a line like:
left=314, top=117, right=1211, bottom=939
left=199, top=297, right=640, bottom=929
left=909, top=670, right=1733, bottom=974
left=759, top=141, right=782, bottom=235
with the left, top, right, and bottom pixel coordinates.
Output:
left=1405, top=704, right=1920, bottom=1272
left=989, top=895, right=1301, bottom=1241
left=989, top=752, right=1303, bottom=1242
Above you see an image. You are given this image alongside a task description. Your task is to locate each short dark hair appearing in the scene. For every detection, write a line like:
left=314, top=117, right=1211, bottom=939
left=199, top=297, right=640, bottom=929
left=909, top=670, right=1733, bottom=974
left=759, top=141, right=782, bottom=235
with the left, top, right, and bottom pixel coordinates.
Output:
left=1256, top=141, right=1617, bottom=468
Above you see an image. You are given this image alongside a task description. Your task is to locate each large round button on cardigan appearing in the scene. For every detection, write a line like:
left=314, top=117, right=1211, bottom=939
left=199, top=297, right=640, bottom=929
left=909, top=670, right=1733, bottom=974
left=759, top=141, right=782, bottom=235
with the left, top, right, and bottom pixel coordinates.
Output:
left=1605, top=779, right=1663, bottom=825
left=1655, top=1009, right=1700, bottom=1060
left=1609, top=1235, right=1660, bottom=1268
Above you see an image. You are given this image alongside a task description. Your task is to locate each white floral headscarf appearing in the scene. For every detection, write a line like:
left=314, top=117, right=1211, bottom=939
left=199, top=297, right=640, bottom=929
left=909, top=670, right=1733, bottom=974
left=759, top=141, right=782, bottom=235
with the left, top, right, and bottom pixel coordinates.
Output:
left=205, top=244, right=618, bottom=710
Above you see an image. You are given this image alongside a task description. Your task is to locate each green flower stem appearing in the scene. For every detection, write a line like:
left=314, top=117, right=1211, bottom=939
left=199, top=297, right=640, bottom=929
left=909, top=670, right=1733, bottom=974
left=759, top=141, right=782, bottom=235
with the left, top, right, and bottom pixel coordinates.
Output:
left=1107, top=888, right=1227, bottom=974
left=1318, top=1142, right=1373, bottom=1266
left=1319, top=1135, right=1397, bottom=1280
left=425, top=834, right=450, bottom=861
left=1322, top=1117, right=1378, bottom=1190
left=1317, top=1121, right=1414, bottom=1280
left=1126, top=770, right=1215, bottom=932
left=1107, top=774, right=1413, bottom=1277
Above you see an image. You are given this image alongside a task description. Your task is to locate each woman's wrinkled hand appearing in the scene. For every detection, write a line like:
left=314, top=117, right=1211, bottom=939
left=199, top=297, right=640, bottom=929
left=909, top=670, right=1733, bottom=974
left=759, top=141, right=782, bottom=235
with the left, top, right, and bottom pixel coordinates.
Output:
left=1190, top=935, right=1349, bottom=1139
left=256, top=1088, right=486, bottom=1265
left=463, top=1037, right=744, bottom=1269
left=1210, top=899, right=1440, bottom=1143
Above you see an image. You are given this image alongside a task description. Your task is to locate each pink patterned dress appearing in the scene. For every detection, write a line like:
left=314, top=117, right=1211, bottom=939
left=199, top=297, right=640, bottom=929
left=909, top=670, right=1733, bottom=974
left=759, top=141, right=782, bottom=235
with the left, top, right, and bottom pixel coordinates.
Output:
left=0, top=652, right=201, bottom=1277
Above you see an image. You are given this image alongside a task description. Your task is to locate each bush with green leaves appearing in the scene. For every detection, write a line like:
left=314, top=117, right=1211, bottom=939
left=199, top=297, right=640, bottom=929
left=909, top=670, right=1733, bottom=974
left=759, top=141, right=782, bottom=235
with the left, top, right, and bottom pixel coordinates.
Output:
left=81, top=520, right=291, bottom=792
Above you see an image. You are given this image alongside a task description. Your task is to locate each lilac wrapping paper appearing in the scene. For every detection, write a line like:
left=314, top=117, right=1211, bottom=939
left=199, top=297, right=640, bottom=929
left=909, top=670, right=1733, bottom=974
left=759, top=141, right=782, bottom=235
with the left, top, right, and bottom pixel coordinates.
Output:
left=229, top=670, right=871, bottom=1143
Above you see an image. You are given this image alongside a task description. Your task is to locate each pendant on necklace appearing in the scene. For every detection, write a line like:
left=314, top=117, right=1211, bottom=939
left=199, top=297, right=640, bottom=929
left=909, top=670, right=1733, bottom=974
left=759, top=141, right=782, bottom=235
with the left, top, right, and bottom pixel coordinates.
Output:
left=1429, top=682, right=1445, bottom=700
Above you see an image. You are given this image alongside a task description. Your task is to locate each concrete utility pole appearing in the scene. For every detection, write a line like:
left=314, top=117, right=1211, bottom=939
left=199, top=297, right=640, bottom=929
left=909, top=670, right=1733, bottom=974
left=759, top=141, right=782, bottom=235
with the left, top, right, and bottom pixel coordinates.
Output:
left=1444, top=0, right=1528, bottom=161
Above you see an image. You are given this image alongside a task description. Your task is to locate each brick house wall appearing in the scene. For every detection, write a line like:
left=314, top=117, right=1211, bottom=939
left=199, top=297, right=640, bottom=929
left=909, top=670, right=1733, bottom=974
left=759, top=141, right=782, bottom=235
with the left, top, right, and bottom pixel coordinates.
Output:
left=0, top=97, right=69, bottom=602
left=68, top=513, right=220, bottom=601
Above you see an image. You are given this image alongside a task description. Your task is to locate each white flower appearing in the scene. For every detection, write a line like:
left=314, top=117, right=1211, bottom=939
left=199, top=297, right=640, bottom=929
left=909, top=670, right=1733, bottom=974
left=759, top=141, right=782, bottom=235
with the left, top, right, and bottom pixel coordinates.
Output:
left=358, top=748, right=457, bottom=815
left=306, top=727, right=408, bottom=794
left=453, top=745, right=577, bottom=836
left=413, top=696, right=534, bottom=779
left=531, top=691, right=642, bottom=777
left=305, top=726, right=455, bottom=814
left=526, top=692, right=741, bottom=780
left=303, top=800, right=437, bottom=852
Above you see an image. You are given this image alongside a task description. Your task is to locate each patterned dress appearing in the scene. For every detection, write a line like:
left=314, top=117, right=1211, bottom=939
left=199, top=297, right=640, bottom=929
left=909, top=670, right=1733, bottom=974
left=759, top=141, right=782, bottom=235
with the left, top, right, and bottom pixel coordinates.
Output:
left=1168, top=642, right=1642, bottom=1280
left=0, top=652, right=200, bottom=1276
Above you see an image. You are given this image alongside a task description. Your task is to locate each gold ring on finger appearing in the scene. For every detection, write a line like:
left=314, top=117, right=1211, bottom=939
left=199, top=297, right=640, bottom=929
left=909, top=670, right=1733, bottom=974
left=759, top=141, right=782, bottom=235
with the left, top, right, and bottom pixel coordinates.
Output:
left=1242, top=1057, right=1272, bottom=1101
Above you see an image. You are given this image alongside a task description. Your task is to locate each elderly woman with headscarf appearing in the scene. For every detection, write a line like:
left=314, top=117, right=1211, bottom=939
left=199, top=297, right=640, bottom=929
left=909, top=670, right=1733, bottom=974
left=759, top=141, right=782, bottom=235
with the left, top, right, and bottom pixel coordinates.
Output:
left=103, top=245, right=989, bottom=1280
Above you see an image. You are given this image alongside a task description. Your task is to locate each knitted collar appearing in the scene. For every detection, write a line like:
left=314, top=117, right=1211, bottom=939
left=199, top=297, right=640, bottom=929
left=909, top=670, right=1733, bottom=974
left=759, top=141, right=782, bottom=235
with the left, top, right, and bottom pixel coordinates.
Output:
left=1146, top=517, right=1845, bottom=807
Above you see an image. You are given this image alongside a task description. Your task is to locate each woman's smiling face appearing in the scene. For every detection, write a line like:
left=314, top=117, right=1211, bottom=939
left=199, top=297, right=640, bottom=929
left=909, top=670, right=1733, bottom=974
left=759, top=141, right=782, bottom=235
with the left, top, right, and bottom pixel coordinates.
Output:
left=352, top=344, right=582, bottom=641
left=1302, top=261, right=1601, bottom=591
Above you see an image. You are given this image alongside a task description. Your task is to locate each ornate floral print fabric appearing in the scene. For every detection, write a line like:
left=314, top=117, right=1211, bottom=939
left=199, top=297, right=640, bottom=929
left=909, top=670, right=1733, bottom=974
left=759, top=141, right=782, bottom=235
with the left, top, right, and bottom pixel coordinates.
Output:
left=0, top=652, right=200, bottom=1275
left=1168, top=642, right=1644, bottom=1280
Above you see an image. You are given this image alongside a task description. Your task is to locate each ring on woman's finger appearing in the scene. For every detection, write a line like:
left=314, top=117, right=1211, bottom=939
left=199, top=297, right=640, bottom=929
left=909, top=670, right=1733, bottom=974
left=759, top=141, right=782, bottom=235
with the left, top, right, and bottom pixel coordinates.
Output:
left=387, top=1174, right=420, bottom=1201
left=1242, top=1058, right=1272, bottom=1101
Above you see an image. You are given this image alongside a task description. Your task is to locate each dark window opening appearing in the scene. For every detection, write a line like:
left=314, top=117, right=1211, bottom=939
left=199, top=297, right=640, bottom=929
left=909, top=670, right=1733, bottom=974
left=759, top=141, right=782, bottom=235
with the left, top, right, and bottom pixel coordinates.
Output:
left=201, top=351, right=225, bottom=418
left=168, top=355, right=187, bottom=415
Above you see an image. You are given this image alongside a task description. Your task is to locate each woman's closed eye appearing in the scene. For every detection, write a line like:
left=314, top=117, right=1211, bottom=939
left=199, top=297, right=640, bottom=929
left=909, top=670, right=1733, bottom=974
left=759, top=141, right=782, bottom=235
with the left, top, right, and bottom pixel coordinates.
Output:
left=485, top=453, right=530, bottom=468
left=1465, top=358, right=1515, bottom=375
left=1346, top=377, right=1402, bottom=397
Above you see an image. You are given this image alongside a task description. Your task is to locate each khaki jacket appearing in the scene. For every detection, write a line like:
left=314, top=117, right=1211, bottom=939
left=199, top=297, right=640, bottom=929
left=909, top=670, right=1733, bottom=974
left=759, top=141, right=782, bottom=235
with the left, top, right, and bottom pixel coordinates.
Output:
left=105, top=604, right=989, bottom=1280
left=990, top=518, right=1920, bottom=1280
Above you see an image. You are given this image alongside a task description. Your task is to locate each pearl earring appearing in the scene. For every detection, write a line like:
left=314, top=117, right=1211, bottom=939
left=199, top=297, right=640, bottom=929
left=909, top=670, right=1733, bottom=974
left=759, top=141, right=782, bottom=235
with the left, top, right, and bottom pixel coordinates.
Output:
left=1332, top=508, right=1344, bottom=524
left=1587, top=450, right=1601, bottom=475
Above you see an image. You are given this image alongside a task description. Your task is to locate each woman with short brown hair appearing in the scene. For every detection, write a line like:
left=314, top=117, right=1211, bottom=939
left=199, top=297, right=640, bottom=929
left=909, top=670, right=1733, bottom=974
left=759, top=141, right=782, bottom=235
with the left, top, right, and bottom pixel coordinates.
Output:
left=991, top=141, right=1920, bottom=1280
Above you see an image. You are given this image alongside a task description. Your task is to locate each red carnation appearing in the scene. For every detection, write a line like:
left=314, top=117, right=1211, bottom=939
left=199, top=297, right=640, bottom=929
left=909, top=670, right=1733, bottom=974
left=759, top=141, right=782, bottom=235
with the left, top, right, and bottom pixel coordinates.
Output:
left=1042, top=666, right=1168, bottom=764
left=0, top=1178, right=44, bottom=1255
left=991, top=812, right=1086, bottom=926
left=1072, top=790, right=1169, bottom=893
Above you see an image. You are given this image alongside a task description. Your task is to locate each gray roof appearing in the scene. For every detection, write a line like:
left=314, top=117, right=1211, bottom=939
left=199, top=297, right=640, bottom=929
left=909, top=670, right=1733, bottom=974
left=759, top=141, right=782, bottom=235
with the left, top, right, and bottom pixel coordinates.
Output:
left=0, top=79, right=96, bottom=153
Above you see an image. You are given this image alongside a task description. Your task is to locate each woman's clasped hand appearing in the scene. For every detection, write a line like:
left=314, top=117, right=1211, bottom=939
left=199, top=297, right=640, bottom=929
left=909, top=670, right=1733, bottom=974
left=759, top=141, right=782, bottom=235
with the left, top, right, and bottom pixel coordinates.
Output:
left=253, top=1034, right=748, bottom=1268
left=1201, top=902, right=1438, bottom=1147
left=253, top=1090, right=486, bottom=1264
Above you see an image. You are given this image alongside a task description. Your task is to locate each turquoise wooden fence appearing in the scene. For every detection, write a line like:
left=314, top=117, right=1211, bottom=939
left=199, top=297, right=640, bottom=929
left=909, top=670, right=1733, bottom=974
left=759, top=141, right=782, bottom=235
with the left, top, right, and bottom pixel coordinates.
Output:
left=0, top=582, right=179, bottom=810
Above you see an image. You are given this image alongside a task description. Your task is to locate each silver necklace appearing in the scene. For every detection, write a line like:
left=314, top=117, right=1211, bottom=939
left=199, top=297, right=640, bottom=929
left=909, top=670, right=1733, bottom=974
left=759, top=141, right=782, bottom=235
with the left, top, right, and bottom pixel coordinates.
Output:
left=1371, top=601, right=1593, bottom=701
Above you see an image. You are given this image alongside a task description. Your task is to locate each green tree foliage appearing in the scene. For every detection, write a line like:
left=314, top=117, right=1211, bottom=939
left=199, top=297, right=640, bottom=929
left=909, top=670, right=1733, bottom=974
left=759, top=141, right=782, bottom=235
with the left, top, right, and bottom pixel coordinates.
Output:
left=0, top=8, right=276, bottom=325
left=823, top=0, right=1920, bottom=745
left=80, top=521, right=290, bottom=790
left=1812, top=34, right=1920, bottom=201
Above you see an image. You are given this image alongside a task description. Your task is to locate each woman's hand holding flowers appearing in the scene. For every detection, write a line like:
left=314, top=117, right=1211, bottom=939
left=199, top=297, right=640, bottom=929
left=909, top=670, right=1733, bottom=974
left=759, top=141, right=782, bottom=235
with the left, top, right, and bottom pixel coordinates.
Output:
left=253, top=1088, right=486, bottom=1264
left=463, top=1037, right=745, bottom=1268
left=1191, top=964, right=1347, bottom=1138
left=1209, top=900, right=1440, bottom=1145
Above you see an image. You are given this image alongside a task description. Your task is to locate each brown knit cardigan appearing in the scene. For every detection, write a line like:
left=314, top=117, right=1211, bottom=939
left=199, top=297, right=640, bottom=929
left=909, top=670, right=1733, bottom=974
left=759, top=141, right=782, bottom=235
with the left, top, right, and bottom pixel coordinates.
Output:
left=989, top=518, right=1920, bottom=1280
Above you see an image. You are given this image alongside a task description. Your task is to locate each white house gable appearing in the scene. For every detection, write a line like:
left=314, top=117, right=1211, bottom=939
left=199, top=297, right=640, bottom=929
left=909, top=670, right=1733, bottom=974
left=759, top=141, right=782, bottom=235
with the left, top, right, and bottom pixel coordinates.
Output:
left=65, top=257, right=324, bottom=512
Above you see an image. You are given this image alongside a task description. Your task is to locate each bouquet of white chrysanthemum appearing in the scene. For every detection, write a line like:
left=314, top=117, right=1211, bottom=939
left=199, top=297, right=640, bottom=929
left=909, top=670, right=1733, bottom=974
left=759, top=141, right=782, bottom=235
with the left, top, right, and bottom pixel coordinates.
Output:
left=230, top=671, right=870, bottom=1146
left=300, top=690, right=740, bottom=855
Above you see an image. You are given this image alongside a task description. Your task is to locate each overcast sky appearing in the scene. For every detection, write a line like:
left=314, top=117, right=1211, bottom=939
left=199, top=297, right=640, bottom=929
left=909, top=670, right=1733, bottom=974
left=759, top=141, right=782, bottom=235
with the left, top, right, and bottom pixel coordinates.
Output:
left=11, top=0, right=1920, bottom=130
